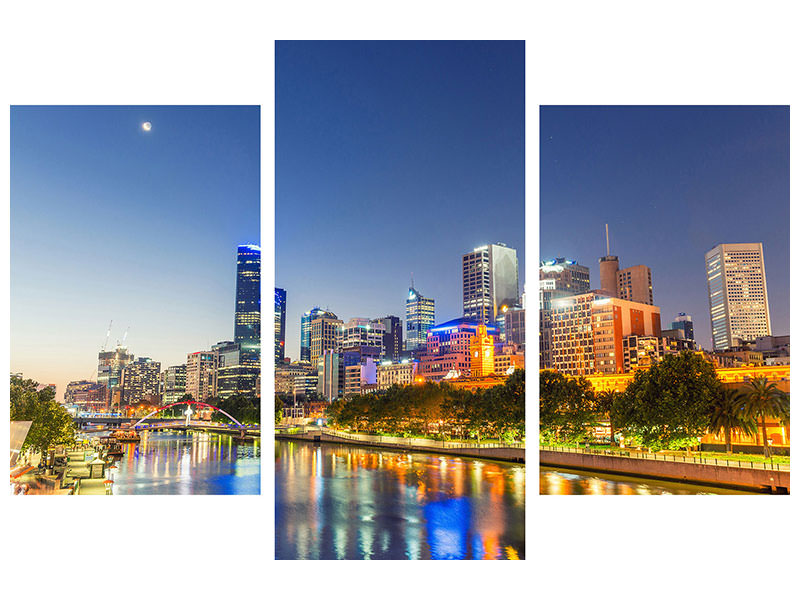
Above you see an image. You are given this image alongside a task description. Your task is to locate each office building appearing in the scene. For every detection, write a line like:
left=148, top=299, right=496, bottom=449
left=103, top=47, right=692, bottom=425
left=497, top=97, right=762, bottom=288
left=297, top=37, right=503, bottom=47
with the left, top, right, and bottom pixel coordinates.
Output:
left=186, top=351, right=215, bottom=402
left=669, top=313, right=694, bottom=342
left=705, top=243, right=772, bottom=350
left=235, top=244, right=261, bottom=345
left=548, top=292, right=661, bottom=375
left=405, top=286, right=435, bottom=351
left=275, top=288, right=286, bottom=364
left=539, top=258, right=591, bottom=369
left=502, top=306, right=526, bottom=348
left=310, top=313, right=343, bottom=364
left=376, top=360, right=416, bottom=390
left=462, top=243, right=519, bottom=323
left=64, top=380, right=107, bottom=410
left=162, top=365, right=187, bottom=405
left=300, top=308, right=337, bottom=362
left=211, top=341, right=259, bottom=399
left=598, top=226, right=654, bottom=304
left=120, top=357, right=161, bottom=405
left=317, top=349, right=342, bottom=401
left=373, top=315, right=403, bottom=361
left=339, top=318, right=385, bottom=353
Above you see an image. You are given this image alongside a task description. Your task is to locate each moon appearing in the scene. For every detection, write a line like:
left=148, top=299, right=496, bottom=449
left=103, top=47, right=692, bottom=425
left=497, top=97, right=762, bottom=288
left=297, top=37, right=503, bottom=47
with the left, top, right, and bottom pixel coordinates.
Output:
left=142, top=121, right=152, bottom=132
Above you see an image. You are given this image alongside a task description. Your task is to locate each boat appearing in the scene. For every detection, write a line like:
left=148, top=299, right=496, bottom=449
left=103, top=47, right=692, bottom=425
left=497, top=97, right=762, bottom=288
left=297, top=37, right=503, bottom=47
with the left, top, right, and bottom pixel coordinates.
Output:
left=110, top=430, right=141, bottom=443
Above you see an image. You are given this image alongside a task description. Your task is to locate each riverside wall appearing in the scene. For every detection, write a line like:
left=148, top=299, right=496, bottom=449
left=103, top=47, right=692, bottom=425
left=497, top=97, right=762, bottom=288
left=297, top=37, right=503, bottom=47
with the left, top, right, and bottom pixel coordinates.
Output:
left=276, top=431, right=525, bottom=463
left=540, top=449, right=789, bottom=493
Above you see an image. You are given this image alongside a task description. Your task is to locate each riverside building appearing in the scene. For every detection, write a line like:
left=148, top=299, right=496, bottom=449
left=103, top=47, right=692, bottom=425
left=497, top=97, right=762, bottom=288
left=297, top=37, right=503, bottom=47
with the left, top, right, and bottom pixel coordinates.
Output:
left=300, top=308, right=337, bottom=362
left=539, top=258, right=591, bottom=369
left=120, top=357, right=161, bottom=405
left=462, top=243, right=520, bottom=323
left=310, top=313, right=343, bottom=364
left=705, top=242, right=772, bottom=350
left=162, top=364, right=187, bottom=405
left=186, top=351, right=215, bottom=402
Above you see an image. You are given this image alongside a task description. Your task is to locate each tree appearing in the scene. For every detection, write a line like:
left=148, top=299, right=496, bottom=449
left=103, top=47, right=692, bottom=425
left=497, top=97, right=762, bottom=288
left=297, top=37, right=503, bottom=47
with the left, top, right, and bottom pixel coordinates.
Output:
left=10, top=378, right=76, bottom=455
left=539, top=370, right=597, bottom=445
left=708, top=388, right=756, bottom=453
left=275, top=395, right=284, bottom=425
left=616, top=351, right=720, bottom=452
left=738, top=378, right=789, bottom=458
left=595, top=390, right=621, bottom=445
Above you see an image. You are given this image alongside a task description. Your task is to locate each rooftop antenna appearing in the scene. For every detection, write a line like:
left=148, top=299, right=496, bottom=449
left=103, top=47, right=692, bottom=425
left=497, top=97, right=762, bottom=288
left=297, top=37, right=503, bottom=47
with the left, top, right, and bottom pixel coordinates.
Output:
left=605, top=223, right=610, bottom=256
left=411, top=272, right=414, bottom=289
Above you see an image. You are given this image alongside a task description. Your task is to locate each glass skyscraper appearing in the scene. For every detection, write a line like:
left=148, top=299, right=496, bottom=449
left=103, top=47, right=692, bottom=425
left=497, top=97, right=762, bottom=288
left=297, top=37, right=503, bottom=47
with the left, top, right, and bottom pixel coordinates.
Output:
left=462, top=243, right=520, bottom=323
left=300, top=307, right=337, bottom=362
left=405, top=286, right=435, bottom=351
left=275, top=288, right=286, bottom=364
left=235, top=244, right=261, bottom=345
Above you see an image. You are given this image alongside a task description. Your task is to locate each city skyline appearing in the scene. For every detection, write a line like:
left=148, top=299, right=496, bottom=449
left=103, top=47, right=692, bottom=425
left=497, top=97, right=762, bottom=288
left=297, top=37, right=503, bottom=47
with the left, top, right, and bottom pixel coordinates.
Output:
left=10, top=106, right=260, bottom=399
left=540, top=106, right=789, bottom=350
left=276, top=41, right=525, bottom=361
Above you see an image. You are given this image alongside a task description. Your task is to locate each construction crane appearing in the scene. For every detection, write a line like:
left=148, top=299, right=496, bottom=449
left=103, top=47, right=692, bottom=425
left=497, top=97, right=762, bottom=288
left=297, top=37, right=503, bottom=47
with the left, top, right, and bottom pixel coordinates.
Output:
left=102, top=320, right=113, bottom=351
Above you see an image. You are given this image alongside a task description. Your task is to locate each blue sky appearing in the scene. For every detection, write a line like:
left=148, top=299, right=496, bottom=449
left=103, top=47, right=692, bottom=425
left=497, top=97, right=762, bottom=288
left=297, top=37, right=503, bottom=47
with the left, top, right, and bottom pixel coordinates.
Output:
left=276, top=41, right=525, bottom=360
left=11, top=106, right=260, bottom=398
left=540, top=106, right=789, bottom=349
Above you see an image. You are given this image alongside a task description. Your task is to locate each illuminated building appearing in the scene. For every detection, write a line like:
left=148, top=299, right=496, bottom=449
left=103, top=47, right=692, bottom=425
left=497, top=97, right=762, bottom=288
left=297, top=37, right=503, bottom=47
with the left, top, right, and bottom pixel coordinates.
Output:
left=317, top=349, right=342, bottom=401
left=494, top=344, right=525, bottom=375
left=418, top=318, right=499, bottom=381
left=503, top=306, right=525, bottom=347
left=162, top=364, right=186, bottom=405
left=405, top=286, right=435, bottom=351
left=64, top=380, right=107, bottom=410
left=120, top=357, right=161, bottom=405
left=310, top=313, right=342, bottom=364
left=469, top=323, right=495, bottom=378
left=300, top=308, right=337, bottom=362
left=275, top=288, right=286, bottom=364
left=275, top=361, right=318, bottom=398
left=373, top=315, right=403, bottom=361
left=97, top=345, right=134, bottom=391
left=213, top=340, right=260, bottom=398
left=622, top=335, right=662, bottom=371
left=462, top=243, right=519, bottom=323
left=539, top=258, right=590, bottom=369
left=343, top=358, right=378, bottom=396
left=705, top=242, right=771, bottom=350
left=235, top=244, right=261, bottom=345
left=548, top=292, right=661, bottom=375
left=376, top=360, right=416, bottom=390
left=186, top=351, right=215, bottom=401
left=339, top=318, right=385, bottom=353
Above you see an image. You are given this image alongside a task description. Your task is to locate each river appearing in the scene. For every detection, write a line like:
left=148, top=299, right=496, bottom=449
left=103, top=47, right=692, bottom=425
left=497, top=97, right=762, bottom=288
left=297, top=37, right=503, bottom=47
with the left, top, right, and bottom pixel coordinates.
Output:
left=539, top=466, right=756, bottom=495
left=106, top=430, right=260, bottom=495
left=275, top=439, right=526, bottom=559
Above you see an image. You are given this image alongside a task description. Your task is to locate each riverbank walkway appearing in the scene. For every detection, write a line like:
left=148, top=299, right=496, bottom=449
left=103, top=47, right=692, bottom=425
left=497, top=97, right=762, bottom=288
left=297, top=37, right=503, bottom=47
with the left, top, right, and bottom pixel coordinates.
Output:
left=540, top=445, right=789, bottom=493
left=277, top=426, right=525, bottom=463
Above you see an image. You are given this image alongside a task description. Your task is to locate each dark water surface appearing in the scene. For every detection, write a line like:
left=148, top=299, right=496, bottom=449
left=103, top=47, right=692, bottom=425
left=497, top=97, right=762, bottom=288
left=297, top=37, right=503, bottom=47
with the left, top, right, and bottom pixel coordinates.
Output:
left=539, top=466, right=756, bottom=495
left=275, top=439, right=526, bottom=559
left=108, top=431, right=260, bottom=495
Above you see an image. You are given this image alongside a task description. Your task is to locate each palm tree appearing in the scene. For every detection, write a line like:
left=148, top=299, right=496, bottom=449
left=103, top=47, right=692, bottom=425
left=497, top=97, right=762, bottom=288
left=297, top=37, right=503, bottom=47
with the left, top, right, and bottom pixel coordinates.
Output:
left=708, top=388, right=756, bottom=453
left=738, top=378, right=789, bottom=458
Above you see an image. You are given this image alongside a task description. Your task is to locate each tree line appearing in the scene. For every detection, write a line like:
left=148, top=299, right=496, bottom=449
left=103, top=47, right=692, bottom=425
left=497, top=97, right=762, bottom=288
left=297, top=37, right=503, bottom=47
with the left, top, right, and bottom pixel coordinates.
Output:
left=323, top=369, right=525, bottom=442
left=10, top=378, right=76, bottom=455
left=540, top=351, right=789, bottom=457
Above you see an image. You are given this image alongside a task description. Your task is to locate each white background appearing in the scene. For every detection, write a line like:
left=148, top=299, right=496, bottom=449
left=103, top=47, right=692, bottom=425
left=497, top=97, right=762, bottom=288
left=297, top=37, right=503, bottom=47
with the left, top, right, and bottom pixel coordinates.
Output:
left=1, top=1, right=798, bottom=598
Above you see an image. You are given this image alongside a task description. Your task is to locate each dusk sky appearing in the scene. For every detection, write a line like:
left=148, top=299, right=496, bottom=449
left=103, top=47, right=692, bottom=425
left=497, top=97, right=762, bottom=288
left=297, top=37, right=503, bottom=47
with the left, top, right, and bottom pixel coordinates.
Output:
left=540, top=106, right=789, bottom=350
left=11, top=106, right=260, bottom=399
left=276, top=41, right=525, bottom=361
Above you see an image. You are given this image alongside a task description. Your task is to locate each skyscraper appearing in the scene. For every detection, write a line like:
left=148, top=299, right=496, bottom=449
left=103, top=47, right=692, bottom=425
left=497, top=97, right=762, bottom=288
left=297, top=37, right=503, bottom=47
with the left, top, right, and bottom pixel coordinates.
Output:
left=235, top=244, right=261, bottom=345
left=300, top=307, right=337, bottom=362
left=97, top=345, right=134, bottom=392
left=405, top=286, right=435, bottom=351
left=186, top=351, right=215, bottom=402
left=373, top=315, right=403, bottom=361
left=310, top=313, right=343, bottom=365
left=462, top=243, right=519, bottom=323
left=120, top=357, right=161, bottom=405
left=162, top=364, right=187, bottom=405
left=275, top=288, right=286, bottom=364
left=539, top=258, right=590, bottom=369
left=705, top=243, right=771, bottom=350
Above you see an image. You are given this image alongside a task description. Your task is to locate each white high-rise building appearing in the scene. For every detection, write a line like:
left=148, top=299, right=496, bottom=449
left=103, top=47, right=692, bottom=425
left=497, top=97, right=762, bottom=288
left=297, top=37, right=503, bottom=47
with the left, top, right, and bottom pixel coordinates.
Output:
left=705, top=243, right=772, bottom=350
left=463, top=243, right=519, bottom=323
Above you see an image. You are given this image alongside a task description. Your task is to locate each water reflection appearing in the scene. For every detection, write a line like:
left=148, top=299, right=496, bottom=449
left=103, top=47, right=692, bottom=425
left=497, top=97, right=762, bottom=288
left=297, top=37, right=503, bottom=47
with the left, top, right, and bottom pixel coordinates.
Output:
left=108, top=431, right=260, bottom=495
left=539, top=467, right=755, bottom=495
left=275, top=440, right=525, bottom=560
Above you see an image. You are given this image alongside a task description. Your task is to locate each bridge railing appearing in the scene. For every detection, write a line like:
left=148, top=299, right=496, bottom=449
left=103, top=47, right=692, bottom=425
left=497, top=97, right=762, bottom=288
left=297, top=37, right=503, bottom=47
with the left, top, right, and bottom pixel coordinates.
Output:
left=539, top=445, right=790, bottom=472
